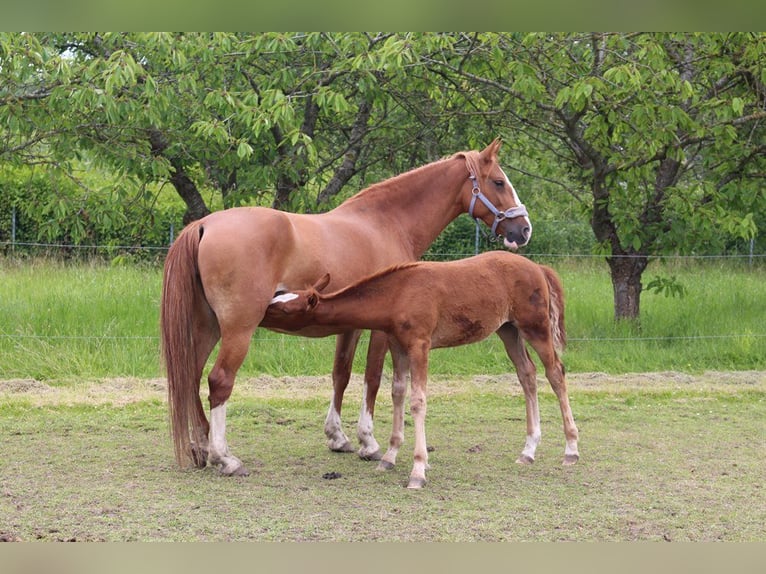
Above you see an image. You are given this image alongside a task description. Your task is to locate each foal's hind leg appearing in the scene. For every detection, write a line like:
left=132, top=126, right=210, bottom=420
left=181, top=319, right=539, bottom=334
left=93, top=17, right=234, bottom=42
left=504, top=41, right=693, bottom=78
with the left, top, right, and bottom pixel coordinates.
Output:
left=497, top=324, right=542, bottom=464
left=325, top=330, right=362, bottom=453
left=207, top=329, right=255, bottom=476
left=526, top=337, right=579, bottom=465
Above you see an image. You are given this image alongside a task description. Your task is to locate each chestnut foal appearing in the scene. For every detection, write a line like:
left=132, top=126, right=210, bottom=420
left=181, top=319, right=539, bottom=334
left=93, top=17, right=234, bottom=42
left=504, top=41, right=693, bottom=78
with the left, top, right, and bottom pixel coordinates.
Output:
left=267, top=251, right=579, bottom=489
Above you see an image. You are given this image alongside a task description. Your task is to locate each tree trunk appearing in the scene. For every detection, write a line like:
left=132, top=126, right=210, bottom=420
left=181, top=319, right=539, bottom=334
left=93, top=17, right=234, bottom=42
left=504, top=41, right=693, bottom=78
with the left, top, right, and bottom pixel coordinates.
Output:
left=170, top=158, right=211, bottom=224
left=606, top=255, right=648, bottom=321
left=316, top=98, right=372, bottom=206
left=148, top=128, right=210, bottom=224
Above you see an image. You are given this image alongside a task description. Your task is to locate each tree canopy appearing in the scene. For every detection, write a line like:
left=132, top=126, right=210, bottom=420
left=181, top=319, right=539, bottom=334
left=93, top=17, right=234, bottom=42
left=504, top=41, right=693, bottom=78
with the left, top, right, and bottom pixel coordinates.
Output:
left=2, top=32, right=764, bottom=320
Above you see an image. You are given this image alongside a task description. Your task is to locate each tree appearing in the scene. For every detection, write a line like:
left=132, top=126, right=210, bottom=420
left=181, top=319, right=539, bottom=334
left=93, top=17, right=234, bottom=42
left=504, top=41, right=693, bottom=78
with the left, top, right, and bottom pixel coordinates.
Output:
left=424, top=32, right=766, bottom=319
left=1, top=32, right=484, bottom=227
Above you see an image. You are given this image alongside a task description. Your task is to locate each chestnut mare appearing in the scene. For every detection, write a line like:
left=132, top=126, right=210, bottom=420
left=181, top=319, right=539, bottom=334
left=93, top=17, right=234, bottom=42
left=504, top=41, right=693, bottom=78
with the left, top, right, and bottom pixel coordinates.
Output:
left=267, top=251, right=579, bottom=489
left=161, top=139, right=531, bottom=476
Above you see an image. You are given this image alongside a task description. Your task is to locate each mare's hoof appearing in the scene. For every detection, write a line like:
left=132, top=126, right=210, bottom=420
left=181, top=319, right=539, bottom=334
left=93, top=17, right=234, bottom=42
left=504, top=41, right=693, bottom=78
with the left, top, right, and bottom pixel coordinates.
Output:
left=330, top=441, right=355, bottom=454
left=376, top=460, right=395, bottom=471
left=516, top=454, right=535, bottom=465
left=407, top=477, right=427, bottom=489
left=218, top=462, right=251, bottom=477
left=359, top=449, right=382, bottom=461
left=563, top=454, right=579, bottom=466
left=190, top=446, right=208, bottom=469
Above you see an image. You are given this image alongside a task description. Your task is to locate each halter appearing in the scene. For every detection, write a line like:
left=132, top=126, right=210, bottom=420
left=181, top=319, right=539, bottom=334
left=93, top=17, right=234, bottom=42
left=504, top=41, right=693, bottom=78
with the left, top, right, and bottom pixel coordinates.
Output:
left=467, top=174, right=529, bottom=238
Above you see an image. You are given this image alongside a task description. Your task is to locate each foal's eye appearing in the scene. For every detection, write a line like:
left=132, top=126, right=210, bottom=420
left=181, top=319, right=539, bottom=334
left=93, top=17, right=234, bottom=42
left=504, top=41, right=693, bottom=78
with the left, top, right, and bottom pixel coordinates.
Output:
left=493, top=179, right=505, bottom=188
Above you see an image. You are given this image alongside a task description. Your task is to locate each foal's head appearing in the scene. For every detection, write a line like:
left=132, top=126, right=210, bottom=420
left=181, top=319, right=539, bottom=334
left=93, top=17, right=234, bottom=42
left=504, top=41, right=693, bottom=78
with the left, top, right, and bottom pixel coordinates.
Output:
left=266, top=274, right=329, bottom=327
left=460, top=138, right=532, bottom=251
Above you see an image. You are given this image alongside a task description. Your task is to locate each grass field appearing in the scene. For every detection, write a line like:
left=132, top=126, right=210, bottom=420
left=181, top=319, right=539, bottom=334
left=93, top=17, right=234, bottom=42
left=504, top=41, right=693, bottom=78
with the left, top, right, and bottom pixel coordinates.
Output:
left=1, top=256, right=764, bottom=379
left=1, top=372, right=764, bottom=542
left=1, top=257, right=764, bottom=541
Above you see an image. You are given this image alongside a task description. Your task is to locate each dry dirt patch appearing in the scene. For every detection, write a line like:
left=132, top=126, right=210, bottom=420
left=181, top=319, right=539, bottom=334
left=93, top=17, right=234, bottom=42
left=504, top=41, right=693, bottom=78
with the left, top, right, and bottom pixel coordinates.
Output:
left=2, top=370, right=764, bottom=406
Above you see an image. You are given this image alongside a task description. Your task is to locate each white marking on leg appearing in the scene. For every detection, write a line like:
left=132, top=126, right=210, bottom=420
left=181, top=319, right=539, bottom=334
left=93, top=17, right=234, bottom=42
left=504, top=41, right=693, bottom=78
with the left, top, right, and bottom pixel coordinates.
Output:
left=356, top=385, right=380, bottom=458
left=208, top=403, right=246, bottom=475
left=324, top=402, right=351, bottom=451
left=209, top=403, right=229, bottom=459
left=521, top=430, right=541, bottom=461
left=565, top=439, right=579, bottom=458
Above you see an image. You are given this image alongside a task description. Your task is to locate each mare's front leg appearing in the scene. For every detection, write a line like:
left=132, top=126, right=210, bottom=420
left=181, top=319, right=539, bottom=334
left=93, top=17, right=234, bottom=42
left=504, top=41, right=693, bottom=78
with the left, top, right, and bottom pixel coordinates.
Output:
left=324, top=330, right=362, bottom=452
left=356, top=330, right=388, bottom=460
left=497, top=324, right=542, bottom=464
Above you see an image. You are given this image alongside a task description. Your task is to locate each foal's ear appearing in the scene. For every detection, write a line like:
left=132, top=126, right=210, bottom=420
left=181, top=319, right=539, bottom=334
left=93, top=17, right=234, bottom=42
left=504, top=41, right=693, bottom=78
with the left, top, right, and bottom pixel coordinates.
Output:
left=307, top=292, right=319, bottom=309
left=314, top=273, right=331, bottom=292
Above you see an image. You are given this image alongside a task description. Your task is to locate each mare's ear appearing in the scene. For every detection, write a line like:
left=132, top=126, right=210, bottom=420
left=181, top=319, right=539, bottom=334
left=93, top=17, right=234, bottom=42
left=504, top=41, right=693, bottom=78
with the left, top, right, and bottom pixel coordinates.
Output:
left=314, top=273, right=331, bottom=292
left=482, top=137, right=502, bottom=161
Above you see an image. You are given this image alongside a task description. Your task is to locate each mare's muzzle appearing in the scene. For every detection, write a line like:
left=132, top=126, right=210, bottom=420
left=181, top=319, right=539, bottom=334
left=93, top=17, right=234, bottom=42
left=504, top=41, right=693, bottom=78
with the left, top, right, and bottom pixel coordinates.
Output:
left=468, top=178, right=531, bottom=250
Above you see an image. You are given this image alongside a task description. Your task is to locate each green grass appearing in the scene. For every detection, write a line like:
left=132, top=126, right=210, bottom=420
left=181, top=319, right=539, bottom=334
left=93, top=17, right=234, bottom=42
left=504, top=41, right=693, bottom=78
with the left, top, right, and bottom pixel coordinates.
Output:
left=1, top=257, right=765, bottom=380
left=1, top=375, right=764, bottom=541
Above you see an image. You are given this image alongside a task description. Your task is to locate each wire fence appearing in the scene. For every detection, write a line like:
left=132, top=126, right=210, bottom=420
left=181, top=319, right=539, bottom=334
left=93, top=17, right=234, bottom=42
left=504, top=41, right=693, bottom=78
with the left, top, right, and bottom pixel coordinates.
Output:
left=2, top=239, right=765, bottom=263
left=1, top=232, right=765, bottom=348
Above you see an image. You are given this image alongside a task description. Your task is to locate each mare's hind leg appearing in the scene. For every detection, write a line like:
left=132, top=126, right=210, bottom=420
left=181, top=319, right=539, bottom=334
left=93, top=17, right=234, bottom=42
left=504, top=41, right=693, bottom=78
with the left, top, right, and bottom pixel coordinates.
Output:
left=325, top=330, right=362, bottom=453
left=356, top=330, right=388, bottom=460
left=207, top=329, right=255, bottom=476
left=189, top=310, right=220, bottom=468
left=525, top=336, right=579, bottom=465
left=497, top=324, right=542, bottom=464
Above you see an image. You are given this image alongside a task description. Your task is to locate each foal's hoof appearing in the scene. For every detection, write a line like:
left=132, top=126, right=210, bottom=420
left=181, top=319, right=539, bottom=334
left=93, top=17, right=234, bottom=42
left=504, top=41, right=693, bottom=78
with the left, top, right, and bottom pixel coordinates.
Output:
left=516, top=454, right=535, bottom=465
left=407, top=477, right=427, bottom=489
left=376, top=460, right=395, bottom=471
left=359, top=449, right=382, bottom=461
left=563, top=454, right=579, bottom=466
left=329, top=441, right=356, bottom=454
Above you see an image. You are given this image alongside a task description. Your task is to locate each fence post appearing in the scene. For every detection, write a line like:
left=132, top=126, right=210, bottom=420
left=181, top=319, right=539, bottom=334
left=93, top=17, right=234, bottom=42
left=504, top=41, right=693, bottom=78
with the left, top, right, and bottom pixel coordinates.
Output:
left=11, top=206, right=16, bottom=252
left=169, top=222, right=174, bottom=246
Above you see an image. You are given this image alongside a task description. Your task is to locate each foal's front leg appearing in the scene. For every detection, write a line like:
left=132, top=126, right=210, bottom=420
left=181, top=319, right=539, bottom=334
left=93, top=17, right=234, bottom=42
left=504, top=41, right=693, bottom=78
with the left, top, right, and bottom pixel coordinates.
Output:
left=377, top=347, right=409, bottom=471
left=406, top=343, right=430, bottom=489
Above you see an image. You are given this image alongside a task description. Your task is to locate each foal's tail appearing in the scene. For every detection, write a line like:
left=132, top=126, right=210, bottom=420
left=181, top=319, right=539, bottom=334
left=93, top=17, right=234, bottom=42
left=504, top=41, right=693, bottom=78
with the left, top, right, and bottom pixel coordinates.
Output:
left=542, top=265, right=567, bottom=353
left=160, top=220, right=207, bottom=468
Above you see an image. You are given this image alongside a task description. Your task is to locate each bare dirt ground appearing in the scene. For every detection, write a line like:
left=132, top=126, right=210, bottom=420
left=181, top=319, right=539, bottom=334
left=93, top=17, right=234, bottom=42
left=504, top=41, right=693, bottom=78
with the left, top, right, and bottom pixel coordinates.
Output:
left=2, top=370, right=764, bottom=406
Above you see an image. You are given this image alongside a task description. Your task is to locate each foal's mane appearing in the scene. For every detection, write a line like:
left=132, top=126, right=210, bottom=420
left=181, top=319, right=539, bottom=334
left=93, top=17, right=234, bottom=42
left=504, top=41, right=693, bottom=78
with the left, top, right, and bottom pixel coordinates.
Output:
left=320, top=261, right=422, bottom=300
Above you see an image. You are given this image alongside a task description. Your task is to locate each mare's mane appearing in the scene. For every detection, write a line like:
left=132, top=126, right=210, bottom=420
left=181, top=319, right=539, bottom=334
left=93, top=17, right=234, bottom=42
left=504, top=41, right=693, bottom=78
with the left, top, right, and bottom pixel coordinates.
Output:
left=339, top=151, right=473, bottom=208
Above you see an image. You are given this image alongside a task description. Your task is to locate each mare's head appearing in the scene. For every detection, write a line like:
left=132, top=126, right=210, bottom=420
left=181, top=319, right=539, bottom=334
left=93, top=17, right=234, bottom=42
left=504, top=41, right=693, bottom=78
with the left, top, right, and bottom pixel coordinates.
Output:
left=265, top=274, right=329, bottom=328
left=459, top=138, right=532, bottom=250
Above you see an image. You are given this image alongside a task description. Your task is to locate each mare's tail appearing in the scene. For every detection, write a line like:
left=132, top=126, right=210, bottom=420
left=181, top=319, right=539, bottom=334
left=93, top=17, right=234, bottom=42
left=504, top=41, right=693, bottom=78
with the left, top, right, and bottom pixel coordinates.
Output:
left=542, top=265, right=567, bottom=353
left=160, top=220, right=208, bottom=468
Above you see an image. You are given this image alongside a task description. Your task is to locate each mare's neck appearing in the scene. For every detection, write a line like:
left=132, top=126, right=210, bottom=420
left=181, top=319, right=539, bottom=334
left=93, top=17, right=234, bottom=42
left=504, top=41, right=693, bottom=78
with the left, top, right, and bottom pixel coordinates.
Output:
left=333, top=157, right=466, bottom=257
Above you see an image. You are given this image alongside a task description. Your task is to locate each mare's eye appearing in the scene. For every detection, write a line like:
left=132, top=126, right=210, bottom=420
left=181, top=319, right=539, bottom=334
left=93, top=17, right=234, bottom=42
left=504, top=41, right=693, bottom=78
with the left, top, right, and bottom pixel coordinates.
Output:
left=493, top=179, right=505, bottom=188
